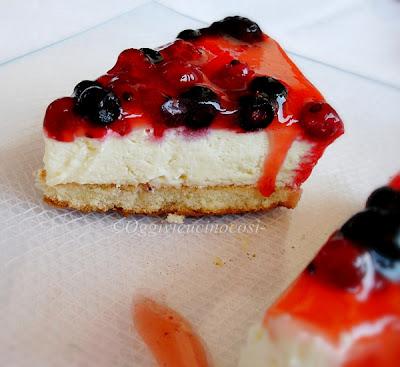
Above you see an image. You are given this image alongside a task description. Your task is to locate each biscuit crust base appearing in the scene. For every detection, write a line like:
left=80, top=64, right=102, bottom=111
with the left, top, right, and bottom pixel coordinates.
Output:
left=37, top=170, right=301, bottom=216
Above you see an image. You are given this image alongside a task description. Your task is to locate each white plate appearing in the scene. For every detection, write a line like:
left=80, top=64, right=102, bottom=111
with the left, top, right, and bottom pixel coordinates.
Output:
left=1, top=2, right=399, bottom=366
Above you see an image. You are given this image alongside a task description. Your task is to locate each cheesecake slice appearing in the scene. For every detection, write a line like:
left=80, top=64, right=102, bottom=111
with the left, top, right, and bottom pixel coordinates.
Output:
left=37, top=16, right=344, bottom=215
left=239, top=174, right=400, bottom=366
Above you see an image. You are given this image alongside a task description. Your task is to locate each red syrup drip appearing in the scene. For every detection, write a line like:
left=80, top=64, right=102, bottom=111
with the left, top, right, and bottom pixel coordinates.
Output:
left=133, top=298, right=211, bottom=367
left=43, top=33, right=342, bottom=196
left=258, top=123, right=300, bottom=196
left=265, top=232, right=400, bottom=366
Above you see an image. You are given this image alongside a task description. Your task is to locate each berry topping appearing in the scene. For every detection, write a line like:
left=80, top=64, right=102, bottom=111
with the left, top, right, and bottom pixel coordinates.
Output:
left=44, top=14, right=344, bottom=205
left=177, top=29, right=202, bottom=40
left=371, top=249, right=400, bottom=281
left=161, top=61, right=203, bottom=89
left=390, top=174, right=400, bottom=191
left=341, top=208, right=400, bottom=260
left=310, top=234, right=371, bottom=291
left=249, top=76, right=288, bottom=100
left=207, top=16, right=263, bottom=43
left=161, top=40, right=203, bottom=62
left=140, top=48, right=164, bottom=64
left=73, top=80, right=101, bottom=98
left=212, top=59, right=254, bottom=90
left=108, top=48, right=154, bottom=75
left=366, top=186, right=400, bottom=214
left=122, top=92, right=133, bottom=101
left=180, top=85, right=218, bottom=103
left=75, top=86, right=121, bottom=125
left=180, top=86, right=220, bottom=129
left=238, top=94, right=275, bottom=131
left=299, top=102, right=344, bottom=140
left=161, top=98, right=189, bottom=127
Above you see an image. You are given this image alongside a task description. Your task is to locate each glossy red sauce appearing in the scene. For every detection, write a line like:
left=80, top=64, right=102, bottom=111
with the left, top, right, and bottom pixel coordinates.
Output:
left=133, top=298, right=211, bottom=367
left=265, top=246, right=400, bottom=366
left=389, top=172, right=400, bottom=190
left=43, top=33, right=342, bottom=195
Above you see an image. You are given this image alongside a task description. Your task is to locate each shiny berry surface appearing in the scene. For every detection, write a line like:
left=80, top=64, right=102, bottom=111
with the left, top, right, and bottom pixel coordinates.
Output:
left=366, top=186, right=400, bottom=214
left=160, top=40, right=203, bottom=62
left=160, top=98, right=188, bottom=127
left=300, top=102, right=344, bottom=140
left=177, top=29, right=202, bottom=40
left=180, top=86, right=219, bottom=129
left=206, top=16, right=263, bottom=43
left=211, top=59, right=254, bottom=91
left=238, top=94, right=275, bottom=131
left=371, top=249, right=400, bottom=281
left=140, top=48, right=164, bottom=64
left=73, top=80, right=101, bottom=98
left=249, top=76, right=287, bottom=99
left=341, top=208, right=399, bottom=256
left=310, top=234, right=371, bottom=291
left=75, top=86, right=121, bottom=125
left=160, top=61, right=203, bottom=89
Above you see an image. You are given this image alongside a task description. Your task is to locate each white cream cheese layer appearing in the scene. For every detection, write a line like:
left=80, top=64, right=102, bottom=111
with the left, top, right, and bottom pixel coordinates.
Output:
left=238, top=315, right=397, bottom=367
left=239, top=316, right=341, bottom=367
left=43, top=128, right=312, bottom=187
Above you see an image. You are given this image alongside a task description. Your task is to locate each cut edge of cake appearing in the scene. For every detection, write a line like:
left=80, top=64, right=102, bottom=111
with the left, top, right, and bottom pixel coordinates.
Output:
left=37, top=169, right=301, bottom=216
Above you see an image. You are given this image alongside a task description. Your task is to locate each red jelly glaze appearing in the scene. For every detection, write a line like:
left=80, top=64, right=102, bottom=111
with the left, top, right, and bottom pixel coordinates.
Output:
left=389, top=173, right=400, bottom=191
left=43, top=33, right=344, bottom=196
left=266, top=234, right=400, bottom=366
left=311, top=233, right=371, bottom=292
left=133, top=298, right=211, bottom=367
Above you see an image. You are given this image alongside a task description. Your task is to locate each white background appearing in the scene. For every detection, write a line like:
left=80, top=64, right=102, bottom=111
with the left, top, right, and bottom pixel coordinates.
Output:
left=1, top=1, right=399, bottom=366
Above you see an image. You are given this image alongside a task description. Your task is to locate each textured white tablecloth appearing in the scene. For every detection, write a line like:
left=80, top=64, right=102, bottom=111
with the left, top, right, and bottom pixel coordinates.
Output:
left=0, top=1, right=399, bottom=366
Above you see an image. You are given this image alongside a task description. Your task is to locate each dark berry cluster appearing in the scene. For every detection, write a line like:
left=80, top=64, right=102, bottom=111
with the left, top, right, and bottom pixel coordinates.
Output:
left=310, top=184, right=400, bottom=291
left=160, top=75, right=287, bottom=131
left=161, top=86, right=220, bottom=129
left=178, top=16, right=263, bottom=43
left=238, top=76, right=287, bottom=131
left=342, top=186, right=400, bottom=279
left=74, top=80, right=121, bottom=125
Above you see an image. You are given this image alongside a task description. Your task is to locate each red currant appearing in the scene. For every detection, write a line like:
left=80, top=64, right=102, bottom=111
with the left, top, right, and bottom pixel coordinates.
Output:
left=161, top=40, right=203, bottom=62
left=300, top=102, right=344, bottom=140
left=311, top=233, right=372, bottom=291
left=161, top=61, right=203, bottom=90
left=212, top=59, right=254, bottom=91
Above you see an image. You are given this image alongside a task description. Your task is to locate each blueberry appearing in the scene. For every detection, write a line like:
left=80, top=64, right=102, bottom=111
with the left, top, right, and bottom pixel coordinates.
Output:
left=180, top=86, right=220, bottom=129
left=375, top=226, right=400, bottom=261
left=370, top=249, right=400, bottom=282
left=94, top=92, right=121, bottom=125
left=206, top=16, right=263, bottom=43
left=229, top=59, right=241, bottom=66
left=161, top=98, right=189, bottom=127
left=341, top=208, right=400, bottom=260
left=140, top=48, right=164, bottom=64
left=75, top=86, right=121, bottom=125
left=180, top=85, right=218, bottom=103
left=73, top=80, right=101, bottom=98
left=366, top=186, right=400, bottom=214
left=249, top=76, right=288, bottom=100
left=177, top=29, right=202, bottom=40
left=238, top=94, right=275, bottom=131
left=184, top=102, right=218, bottom=129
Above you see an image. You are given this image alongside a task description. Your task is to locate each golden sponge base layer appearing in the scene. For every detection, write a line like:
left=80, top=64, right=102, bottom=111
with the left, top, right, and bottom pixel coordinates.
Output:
left=37, top=170, right=301, bottom=216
